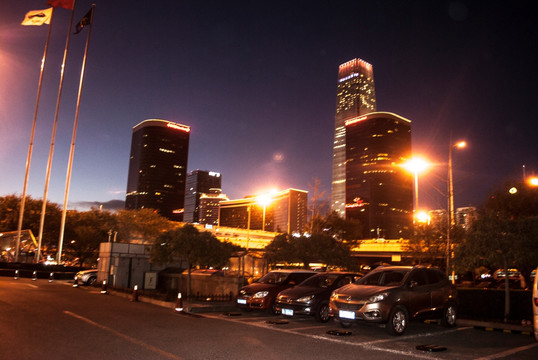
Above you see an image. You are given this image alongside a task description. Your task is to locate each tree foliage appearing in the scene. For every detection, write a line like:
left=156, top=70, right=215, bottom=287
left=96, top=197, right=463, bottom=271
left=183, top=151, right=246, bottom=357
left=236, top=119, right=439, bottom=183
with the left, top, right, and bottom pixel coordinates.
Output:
left=63, top=209, right=116, bottom=267
left=151, top=224, right=238, bottom=295
left=114, top=208, right=173, bottom=243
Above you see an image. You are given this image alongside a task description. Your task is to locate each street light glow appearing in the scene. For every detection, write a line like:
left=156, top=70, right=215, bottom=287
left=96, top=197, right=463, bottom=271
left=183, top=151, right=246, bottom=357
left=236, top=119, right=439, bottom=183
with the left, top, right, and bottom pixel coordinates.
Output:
left=455, top=141, right=466, bottom=149
left=402, top=157, right=429, bottom=174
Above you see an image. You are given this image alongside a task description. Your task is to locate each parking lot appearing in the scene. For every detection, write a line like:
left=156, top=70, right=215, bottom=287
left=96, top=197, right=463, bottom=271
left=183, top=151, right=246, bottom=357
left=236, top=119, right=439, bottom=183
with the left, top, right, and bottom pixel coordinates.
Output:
left=203, top=310, right=538, bottom=359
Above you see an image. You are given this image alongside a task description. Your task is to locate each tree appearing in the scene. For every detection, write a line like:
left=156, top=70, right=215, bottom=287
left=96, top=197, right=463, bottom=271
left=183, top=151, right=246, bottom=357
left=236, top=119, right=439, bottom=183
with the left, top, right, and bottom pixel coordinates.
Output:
left=454, top=181, right=538, bottom=322
left=0, top=195, right=61, bottom=258
left=265, top=233, right=355, bottom=270
left=114, top=208, right=173, bottom=243
left=63, top=209, right=116, bottom=267
left=151, top=224, right=237, bottom=296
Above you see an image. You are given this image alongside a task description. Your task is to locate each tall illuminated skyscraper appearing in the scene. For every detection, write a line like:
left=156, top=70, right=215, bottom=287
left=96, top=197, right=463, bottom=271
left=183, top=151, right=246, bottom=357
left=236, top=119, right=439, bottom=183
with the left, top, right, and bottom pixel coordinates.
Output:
left=331, top=58, right=377, bottom=217
left=125, top=119, right=190, bottom=221
left=345, top=112, right=413, bottom=239
left=184, top=170, right=222, bottom=223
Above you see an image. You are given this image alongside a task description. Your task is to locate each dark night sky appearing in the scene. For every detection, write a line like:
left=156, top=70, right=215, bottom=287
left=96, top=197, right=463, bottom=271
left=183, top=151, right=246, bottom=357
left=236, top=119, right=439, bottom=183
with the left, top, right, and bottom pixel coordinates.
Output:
left=1, top=0, right=537, bottom=213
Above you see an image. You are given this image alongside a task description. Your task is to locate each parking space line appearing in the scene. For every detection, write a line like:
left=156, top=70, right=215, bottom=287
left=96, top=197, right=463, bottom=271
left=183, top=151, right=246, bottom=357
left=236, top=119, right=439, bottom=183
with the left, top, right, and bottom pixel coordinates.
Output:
left=360, top=326, right=472, bottom=346
left=473, top=342, right=538, bottom=360
left=64, top=310, right=184, bottom=360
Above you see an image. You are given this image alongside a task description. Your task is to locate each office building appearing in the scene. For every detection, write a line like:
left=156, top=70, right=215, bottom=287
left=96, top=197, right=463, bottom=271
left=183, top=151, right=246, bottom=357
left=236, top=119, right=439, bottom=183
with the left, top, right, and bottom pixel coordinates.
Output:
left=455, top=206, right=477, bottom=230
left=184, top=170, right=222, bottom=223
left=219, top=189, right=308, bottom=234
left=332, top=58, right=377, bottom=217
left=125, top=119, right=190, bottom=221
left=345, top=112, right=413, bottom=239
left=198, top=190, right=229, bottom=225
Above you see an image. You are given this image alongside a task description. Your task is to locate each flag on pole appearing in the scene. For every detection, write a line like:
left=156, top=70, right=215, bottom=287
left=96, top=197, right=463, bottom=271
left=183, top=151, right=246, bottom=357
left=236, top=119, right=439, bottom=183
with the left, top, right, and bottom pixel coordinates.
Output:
left=21, top=8, right=53, bottom=26
left=74, top=7, right=93, bottom=34
left=46, top=0, right=75, bottom=10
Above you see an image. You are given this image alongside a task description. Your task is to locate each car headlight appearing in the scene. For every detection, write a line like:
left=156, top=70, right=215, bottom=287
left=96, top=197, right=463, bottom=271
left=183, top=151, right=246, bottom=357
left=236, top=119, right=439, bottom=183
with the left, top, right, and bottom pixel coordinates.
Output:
left=330, top=291, right=338, bottom=301
left=368, top=292, right=388, bottom=303
left=253, top=291, right=269, bottom=298
left=296, top=295, right=315, bottom=303
left=239, top=289, right=247, bottom=295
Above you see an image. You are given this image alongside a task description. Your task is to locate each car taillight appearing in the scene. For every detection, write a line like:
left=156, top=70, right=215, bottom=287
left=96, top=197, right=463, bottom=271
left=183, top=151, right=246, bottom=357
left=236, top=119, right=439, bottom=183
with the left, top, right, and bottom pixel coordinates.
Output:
left=534, top=297, right=538, bottom=307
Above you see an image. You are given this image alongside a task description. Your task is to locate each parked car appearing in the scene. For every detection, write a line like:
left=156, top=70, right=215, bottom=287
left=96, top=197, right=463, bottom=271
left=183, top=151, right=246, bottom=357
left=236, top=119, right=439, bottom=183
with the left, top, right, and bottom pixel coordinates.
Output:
left=329, top=266, right=458, bottom=335
left=74, top=269, right=98, bottom=285
left=237, top=269, right=316, bottom=313
left=275, top=272, right=362, bottom=322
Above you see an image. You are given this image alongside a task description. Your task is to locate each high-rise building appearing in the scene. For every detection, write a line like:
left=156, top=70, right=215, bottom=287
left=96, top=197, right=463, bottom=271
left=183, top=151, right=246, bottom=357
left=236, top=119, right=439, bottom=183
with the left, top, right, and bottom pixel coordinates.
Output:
left=345, top=112, right=413, bottom=239
left=198, top=190, right=229, bottom=225
left=218, top=189, right=308, bottom=234
left=184, top=170, right=222, bottom=223
left=332, top=58, right=377, bottom=217
left=125, top=119, right=190, bottom=221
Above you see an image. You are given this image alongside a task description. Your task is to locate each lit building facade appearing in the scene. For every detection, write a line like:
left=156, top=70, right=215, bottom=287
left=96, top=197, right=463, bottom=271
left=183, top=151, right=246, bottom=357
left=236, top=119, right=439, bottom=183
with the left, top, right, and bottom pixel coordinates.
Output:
left=125, top=119, right=190, bottom=221
left=345, top=112, right=412, bottom=239
left=218, top=189, right=308, bottom=234
left=184, top=170, right=222, bottom=223
left=198, top=190, right=229, bottom=225
left=455, top=206, right=477, bottom=230
left=332, top=58, right=377, bottom=217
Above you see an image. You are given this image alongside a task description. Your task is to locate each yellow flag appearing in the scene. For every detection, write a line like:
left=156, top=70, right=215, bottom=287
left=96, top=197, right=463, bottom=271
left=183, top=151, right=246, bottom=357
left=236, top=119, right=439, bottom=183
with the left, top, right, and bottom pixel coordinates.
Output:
left=21, top=8, right=53, bottom=26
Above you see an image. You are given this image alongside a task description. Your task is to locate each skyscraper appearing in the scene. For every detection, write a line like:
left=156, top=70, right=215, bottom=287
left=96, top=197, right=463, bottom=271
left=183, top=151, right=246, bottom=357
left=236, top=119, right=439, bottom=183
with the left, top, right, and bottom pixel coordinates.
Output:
left=332, top=58, right=377, bottom=217
left=125, top=119, right=190, bottom=221
left=345, top=112, right=413, bottom=239
left=184, top=170, right=222, bottom=223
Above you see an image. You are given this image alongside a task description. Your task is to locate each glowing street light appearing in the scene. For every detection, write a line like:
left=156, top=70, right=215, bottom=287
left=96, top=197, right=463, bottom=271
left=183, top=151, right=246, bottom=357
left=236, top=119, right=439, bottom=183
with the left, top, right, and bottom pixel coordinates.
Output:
left=402, top=156, right=430, bottom=212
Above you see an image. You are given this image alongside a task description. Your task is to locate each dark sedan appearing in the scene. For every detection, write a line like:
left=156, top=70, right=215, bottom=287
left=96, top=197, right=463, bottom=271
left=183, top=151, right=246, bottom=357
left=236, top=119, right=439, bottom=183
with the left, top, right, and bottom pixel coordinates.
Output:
left=275, top=272, right=362, bottom=322
left=237, top=270, right=317, bottom=314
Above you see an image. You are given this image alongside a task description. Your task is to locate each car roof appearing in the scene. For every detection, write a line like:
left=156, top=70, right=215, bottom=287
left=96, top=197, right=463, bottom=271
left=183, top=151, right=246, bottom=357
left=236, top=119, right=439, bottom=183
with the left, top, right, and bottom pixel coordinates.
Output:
left=268, top=269, right=317, bottom=273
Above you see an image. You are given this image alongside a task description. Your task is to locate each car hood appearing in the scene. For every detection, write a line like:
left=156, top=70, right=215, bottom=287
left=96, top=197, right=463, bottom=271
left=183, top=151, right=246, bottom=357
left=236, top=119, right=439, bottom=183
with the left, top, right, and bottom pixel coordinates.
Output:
left=240, top=282, right=286, bottom=295
left=278, top=286, right=326, bottom=299
left=335, top=284, right=398, bottom=299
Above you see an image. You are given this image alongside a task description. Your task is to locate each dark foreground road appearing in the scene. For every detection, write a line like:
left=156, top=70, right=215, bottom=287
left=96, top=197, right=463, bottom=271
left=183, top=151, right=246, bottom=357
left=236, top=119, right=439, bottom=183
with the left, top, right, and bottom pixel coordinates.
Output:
left=1, top=277, right=537, bottom=360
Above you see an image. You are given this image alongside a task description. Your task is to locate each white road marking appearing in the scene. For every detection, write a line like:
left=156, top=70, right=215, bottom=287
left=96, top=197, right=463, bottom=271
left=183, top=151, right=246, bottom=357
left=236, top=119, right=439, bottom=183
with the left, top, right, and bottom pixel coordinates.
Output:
left=473, top=342, right=538, bottom=360
left=27, top=284, right=38, bottom=289
left=64, top=310, right=184, bottom=360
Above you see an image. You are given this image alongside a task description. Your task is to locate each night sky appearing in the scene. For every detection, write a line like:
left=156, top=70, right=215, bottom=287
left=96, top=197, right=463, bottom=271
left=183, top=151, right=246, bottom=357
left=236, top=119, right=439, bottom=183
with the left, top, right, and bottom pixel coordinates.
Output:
left=1, top=0, right=536, bottom=213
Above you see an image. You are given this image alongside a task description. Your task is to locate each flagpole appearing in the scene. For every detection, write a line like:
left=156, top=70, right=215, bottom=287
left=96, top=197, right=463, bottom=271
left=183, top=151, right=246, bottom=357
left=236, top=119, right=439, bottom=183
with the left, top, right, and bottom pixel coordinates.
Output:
left=15, top=9, right=55, bottom=263
left=58, top=4, right=95, bottom=264
left=37, top=2, right=76, bottom=264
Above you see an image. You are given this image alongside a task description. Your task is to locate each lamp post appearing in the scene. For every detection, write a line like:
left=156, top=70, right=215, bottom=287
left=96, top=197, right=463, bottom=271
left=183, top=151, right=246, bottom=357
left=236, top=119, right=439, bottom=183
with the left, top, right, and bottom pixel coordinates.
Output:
left=403, top=157, right=429, bottom=215
left=446, top=140, right=466, bottom=281
left=257, top=194, right=271, bottom=231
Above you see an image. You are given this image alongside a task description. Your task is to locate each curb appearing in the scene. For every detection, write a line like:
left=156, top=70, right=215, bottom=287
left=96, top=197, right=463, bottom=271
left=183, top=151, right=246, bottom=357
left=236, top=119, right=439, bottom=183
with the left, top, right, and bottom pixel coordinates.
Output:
left=457, top=319, right=534, bottom=336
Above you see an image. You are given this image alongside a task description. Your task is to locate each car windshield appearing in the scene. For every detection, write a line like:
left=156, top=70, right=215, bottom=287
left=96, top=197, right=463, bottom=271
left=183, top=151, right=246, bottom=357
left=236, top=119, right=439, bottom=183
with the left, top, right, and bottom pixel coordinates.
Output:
left=357, top=269, right=409, bottom=287
left=299, top=274, right=340, bottom=288
left=257, top=272, right=290, bottom=284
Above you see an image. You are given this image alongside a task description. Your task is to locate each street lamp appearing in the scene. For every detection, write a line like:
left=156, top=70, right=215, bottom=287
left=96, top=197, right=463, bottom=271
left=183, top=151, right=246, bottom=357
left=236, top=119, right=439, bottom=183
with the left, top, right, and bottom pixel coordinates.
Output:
left=402, top=156, right=430, bottom=213
left=256, top=194, right=272, bottom=231
left=447, top=140, right=466, bottom=281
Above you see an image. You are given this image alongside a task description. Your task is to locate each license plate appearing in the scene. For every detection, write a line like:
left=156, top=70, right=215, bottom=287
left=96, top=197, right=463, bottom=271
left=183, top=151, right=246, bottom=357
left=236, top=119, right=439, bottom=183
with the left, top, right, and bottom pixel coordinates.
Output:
left=237, top=299, right=247, bottom=305
left=282, top=308, right=294, bottom=316
left=339, top=310, right=356, bottom=320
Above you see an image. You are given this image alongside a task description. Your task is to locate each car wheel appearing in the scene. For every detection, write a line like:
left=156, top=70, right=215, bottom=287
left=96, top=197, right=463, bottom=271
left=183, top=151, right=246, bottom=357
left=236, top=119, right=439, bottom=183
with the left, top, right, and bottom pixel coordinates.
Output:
left=315, top=302, right=330, bottom=323
left=88, top=277, right=97, bottom=286
left=386, top=305, right=408, bottom=336
left=441, top=303, right=457, bottom=327
left=340, top=320, right=352, bottom=328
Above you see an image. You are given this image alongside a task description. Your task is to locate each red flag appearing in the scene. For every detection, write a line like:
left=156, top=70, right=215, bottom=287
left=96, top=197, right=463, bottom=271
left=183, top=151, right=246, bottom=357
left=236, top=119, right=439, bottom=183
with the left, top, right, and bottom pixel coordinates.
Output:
left=46, top=0, right=74, bottom=10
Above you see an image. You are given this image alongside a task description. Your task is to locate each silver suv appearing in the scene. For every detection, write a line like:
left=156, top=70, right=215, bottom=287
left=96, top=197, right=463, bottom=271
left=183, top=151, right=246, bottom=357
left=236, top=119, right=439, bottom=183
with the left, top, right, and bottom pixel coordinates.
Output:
left=329, top=266, right=457, bottom=335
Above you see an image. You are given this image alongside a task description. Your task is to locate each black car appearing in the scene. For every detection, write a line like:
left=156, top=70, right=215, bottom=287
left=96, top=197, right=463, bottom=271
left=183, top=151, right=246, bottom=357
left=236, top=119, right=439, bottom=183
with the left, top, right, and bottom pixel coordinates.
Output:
left=275, top=272, right=362, bottom=322
left=237, top=270, right=317, bottom=313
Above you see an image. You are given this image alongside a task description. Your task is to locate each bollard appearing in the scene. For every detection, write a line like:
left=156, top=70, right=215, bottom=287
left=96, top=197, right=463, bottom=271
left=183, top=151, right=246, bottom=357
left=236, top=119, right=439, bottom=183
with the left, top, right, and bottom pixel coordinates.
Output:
left=131, top=285, right=139, bottom=302
left=49, top=272, right=54, bottom=283
left=73, top=277, right=79, bottom=288
left=175, top=292, right=184, bottom=312
left=100, top=280, right=108, bottom=294
left=32, top=270, right=37, bottom=281
left=14, top=269, right=19, bottom=280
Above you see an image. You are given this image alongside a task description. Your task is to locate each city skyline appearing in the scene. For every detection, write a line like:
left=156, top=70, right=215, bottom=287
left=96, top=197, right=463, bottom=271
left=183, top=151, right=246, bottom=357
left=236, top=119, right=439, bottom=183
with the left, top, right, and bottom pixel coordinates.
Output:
left=1, top=1, right=536, bottom=215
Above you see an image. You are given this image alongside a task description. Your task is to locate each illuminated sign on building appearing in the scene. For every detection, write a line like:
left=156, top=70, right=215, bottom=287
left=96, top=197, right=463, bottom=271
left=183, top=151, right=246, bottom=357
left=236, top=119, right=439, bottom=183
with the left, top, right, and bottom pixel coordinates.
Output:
left=166, top=122, right=191, bottom=132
